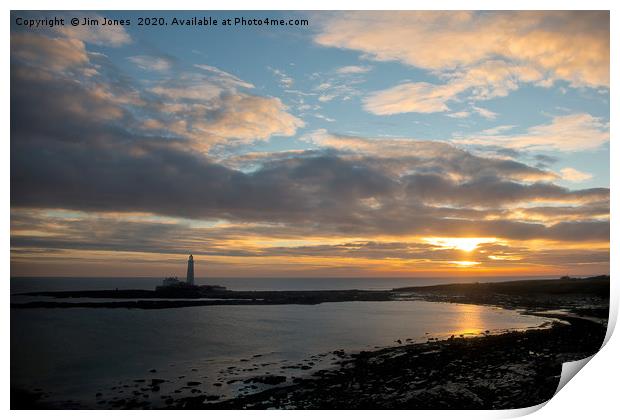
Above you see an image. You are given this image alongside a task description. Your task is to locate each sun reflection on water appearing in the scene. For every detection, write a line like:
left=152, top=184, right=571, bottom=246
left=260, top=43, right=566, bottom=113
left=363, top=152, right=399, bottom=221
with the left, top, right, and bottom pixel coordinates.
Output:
left=452, top=304, right=484, bottom=337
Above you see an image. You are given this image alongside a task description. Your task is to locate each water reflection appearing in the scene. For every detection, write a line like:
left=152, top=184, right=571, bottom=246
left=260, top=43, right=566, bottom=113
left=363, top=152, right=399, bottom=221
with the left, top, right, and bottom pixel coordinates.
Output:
left=452, top=303, right=484, bottom=336
left=12, top=301, right=545, bottom=406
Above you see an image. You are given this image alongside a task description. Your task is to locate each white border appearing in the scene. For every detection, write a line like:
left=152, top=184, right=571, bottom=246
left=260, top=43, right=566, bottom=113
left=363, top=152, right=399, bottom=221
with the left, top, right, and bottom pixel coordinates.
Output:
left=3, top=1, right=617, bottom=419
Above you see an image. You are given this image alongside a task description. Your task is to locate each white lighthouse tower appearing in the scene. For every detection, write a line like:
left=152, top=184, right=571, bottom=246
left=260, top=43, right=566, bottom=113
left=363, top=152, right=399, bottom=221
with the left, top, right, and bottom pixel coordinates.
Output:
left=186, top=254, right=195, bottom=285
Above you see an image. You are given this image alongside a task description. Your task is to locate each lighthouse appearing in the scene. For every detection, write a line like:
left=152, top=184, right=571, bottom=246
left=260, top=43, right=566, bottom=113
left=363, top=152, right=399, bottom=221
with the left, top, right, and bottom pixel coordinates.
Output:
left=186, top=254, right=195, bottom=285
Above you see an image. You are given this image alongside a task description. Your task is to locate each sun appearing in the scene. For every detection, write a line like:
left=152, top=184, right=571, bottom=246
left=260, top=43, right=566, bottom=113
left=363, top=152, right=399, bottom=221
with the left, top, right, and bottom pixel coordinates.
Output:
left=424, top=237, right=497, bottom=252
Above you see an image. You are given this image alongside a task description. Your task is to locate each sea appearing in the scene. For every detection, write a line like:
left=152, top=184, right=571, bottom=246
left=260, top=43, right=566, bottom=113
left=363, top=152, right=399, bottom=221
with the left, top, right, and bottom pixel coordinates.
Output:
left=10, top=276, right=556, bottom=408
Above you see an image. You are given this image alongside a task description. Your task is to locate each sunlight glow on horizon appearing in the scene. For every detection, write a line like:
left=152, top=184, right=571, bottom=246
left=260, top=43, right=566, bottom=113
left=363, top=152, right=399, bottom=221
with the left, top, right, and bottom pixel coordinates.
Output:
left=423, top=237, right=498, bottom=252
left=449, top=261, right=481, bottom=268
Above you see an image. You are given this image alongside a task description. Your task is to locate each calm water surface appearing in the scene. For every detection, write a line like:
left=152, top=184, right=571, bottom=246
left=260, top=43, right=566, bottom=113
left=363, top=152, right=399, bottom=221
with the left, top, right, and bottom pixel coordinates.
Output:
left=11, top=300, right=550, bottom=407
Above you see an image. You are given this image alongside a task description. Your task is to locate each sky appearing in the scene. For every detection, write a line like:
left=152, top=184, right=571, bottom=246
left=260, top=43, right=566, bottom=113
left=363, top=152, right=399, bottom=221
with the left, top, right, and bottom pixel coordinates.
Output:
left=10, top=11, right=610, bottom=278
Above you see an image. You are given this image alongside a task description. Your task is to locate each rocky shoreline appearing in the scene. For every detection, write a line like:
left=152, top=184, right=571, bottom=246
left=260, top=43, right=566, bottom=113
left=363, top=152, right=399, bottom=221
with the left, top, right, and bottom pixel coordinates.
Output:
left=200, top=314, right=605, bottom=409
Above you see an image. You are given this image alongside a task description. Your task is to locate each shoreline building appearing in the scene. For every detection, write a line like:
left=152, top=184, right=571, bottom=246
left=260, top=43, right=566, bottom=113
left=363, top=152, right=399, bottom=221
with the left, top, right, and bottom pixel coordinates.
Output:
left=186, top=254, right=195, bottom=285
left=162, top=276, right=180, bottom=286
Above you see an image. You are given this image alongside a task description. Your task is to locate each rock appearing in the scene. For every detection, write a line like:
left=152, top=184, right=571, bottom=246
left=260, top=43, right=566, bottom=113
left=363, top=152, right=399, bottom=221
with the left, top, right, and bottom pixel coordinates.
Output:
left=243, top=375, right=287, bottom=385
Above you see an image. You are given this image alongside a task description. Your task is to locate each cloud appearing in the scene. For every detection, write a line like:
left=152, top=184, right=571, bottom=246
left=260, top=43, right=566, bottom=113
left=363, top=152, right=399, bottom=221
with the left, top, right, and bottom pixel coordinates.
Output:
left=316, top=11, right=609, bottom=88
left=149, top=81, right=222, bottom=102
left=472, top=105, right=497, bottom=120
left=10, top=32, right=608, bottom=246
left=480, top=125, right=516, bottom=136
left=54, top=13, right=131, bottom=46
left=504, top=203, right=609, bottom=224
left=146, top=91, right=304, bottom=149
left=455, top=113, right=609, bottom=152
left=447, top=111, right=470, bottom=119
left=363, top=60, right=545, bottom=115
left=152, top=65, right=254, bottom=101
left=335, top=65, right=372, bottom=74
left=446, top=105, right=502, bottom=121
left=128, top=55, right=172, bottom=72
left=10, top=211, right=608, bottom=272
left=364, top=82, right=457, bottom=114
left=261, top=240, right=608, bottom=269
left=184, top=94, right=304, bottom=144
left=194, top=64, right=255, bottom=89
left=11, top=65, right=128, bottom=124
left=306, top=130, right=558, bottom=183
left=269, top=67, right=294, bottom=88
left=317, top=11, right=609, bottom=115
left=10, top=210, right=261, bottom=258
left=11, top=13, right=131, bottom=85
left=11, top=33, right=88, bottom=72
left=11, top=30, right=303, bottom=153
left=12, top=78, right=608, bottom=244
left=314, top=113, right=336, bottom=122
left=560, top=167, right=593, bottom=183
left=26, top=116, right=601, bottom=246
left=311, top=68, right=366, bottom=103
left=138, top=66, right=303, bottom=149
left=403, top=173, right=607, bottom=207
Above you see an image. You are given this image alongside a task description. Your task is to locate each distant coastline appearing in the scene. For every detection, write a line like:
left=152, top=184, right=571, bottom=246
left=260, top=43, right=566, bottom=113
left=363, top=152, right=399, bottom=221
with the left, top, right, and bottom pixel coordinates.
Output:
left=12, top=275, right=609, bottom=311
left=10, top=275, right=566, bottom=294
